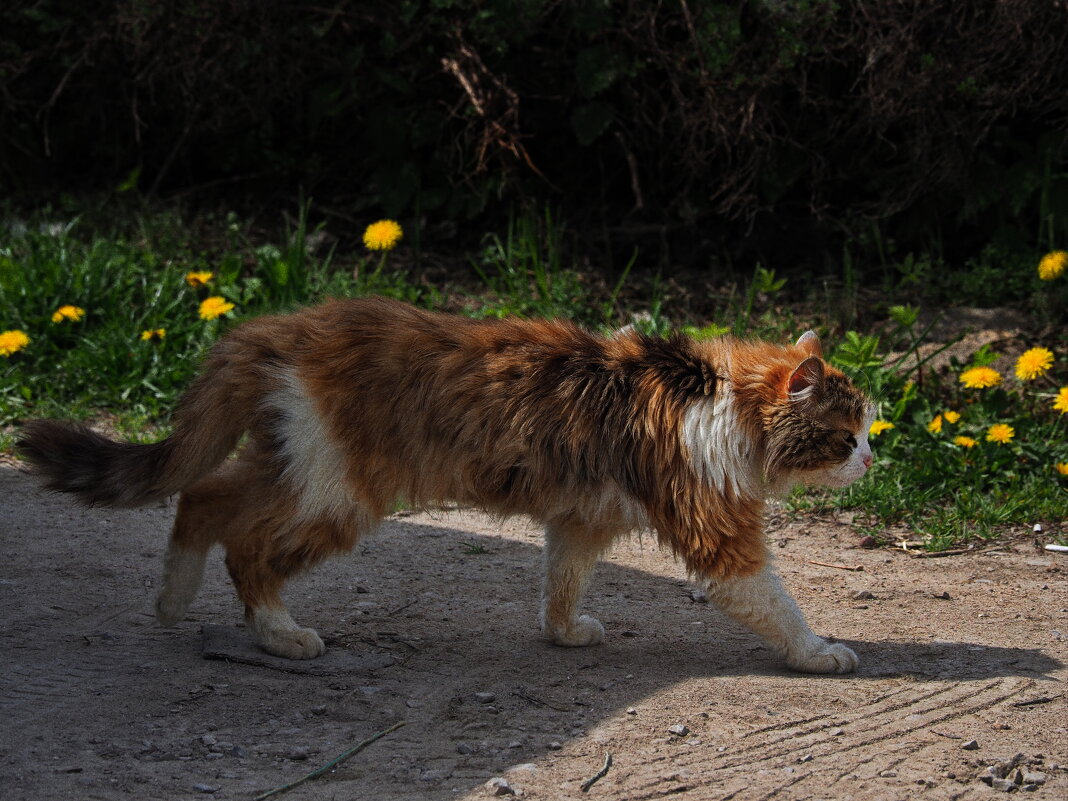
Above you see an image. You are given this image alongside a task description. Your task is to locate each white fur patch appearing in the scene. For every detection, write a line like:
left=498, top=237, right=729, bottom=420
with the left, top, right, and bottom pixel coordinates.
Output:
left=265, top=368, right=353, bottom=525
left=681, top=384, right=759, bottom=499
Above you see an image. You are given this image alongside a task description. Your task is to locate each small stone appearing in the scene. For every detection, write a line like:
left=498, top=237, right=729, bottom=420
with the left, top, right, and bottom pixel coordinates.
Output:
left=879, top=770, right=897, bottom=778
left=829, top=728, right=845, bottom=737
left=1021, top=771, right=1046, bottom=785
left=548, top=741, right=562, bottom=750
left=508, top=741, right=522, bottom=749
left=851, top=591, right=875, bottom=600
left=192, top=784, right=219, bottom=794
left=961, top=739, right=980, bottom=750
left=199, top=734, right=217, bottom=747
left=989, top=777, right=1017, bottom=792
left=858, top=535, right=878, bottom=549
left=287, top=746, right=310, bottom=761
left=457, top=742, right=474, bottom=755
left=205, top=752, right=223, bottom=760
left=626, top=707, right=637, bottom=715
left=933, top=591, right=952, bottom=600
left=486, top=776, right=516, bottom=796
left=689, top=589, right=708, bottom=603
left=475, top=692, right=496, bottom=704
left=668, top=724, right=689, bottom=737
left=621, top=630, right=638, bottom=638
left=798, top=755, right=813, bottom=763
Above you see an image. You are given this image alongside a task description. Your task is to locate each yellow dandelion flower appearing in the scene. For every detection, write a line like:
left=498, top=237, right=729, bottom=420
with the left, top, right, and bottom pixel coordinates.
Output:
left=959, top=366, right=1002, bottom=389
left=1055, top=462, right=1068, bottom=476
left=985, top=423, right=1015, bottom=444
left=869, top=420, right=895, bottom=436
left=140, top=328, right=166, bottom=342
left=927, top=414, right=943, bottom=433
left=362, top=219, right=403, bottom=251
left=185, top=271, right=214, bottom=287
left=1054, top=387, right=1068, bottom=414
left=0, top=329, right=30, bottom=357
left=198, top=296, right=235, bottom=320
left=1038, top=250, right=1067, bottom=281
left=51, top=304, right=86, bottom=323
left=953, top=435, right=978, bottom=449
left=1014, top=347, right=1054, bottom=381
left=943, top=410, right=961, bottom=424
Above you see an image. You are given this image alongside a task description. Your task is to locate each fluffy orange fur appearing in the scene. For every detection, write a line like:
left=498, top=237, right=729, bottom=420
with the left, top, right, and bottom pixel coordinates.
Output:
left=19, top=297, right=874, bottom=670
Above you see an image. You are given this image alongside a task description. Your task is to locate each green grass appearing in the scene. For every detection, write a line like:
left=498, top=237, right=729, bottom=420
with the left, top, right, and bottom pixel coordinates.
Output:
left=1, top=205, right=1065, bottom=549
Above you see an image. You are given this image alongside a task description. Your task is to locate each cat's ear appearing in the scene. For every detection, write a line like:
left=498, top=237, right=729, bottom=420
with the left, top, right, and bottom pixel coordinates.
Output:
left=795, top=330, right=822, bottom=357
left=787, top=356, right=824, bottom=399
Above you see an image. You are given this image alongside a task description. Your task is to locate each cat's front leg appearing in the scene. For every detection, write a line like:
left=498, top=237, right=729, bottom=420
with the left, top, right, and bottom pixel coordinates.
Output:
left=540, top=519, right=620, bottom=647
left=703, top=564, right=858, bottom=674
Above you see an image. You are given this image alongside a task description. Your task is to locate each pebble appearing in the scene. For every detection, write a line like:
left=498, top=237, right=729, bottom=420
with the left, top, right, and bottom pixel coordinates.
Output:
left=457, top=742, right=474, bottom=755
left=548, top=741, right=562, bottom=750
left=192, top=784, right=219, bottom=794
left=626, top=707, right=637, bottom=715
left=858, top=535, right=878, bottom=549
left=475, top=692, right=496, bottom=704
left=851, top=591, right=875, bottom=600
left=486, top=776, right=516, bottom=796
left=668, top=724, right=689, bottom=737
left=829, top=728, right=844, bottom=737
left=689, top=589, right=708, bottom=603
left=961, top=739, right=980, bottom=750
left=933, top=591, right=952, bottom=600
left=287, top=746, right=310, bottom=761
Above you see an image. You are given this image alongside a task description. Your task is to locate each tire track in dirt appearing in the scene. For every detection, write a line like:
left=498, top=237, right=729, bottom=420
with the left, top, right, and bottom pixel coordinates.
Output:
left=621, top=677, right=1036, bottom=800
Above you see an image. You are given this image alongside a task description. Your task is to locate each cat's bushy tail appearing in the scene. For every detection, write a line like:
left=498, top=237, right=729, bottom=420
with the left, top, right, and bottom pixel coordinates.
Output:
left=18, top=339, right=260, bottom=507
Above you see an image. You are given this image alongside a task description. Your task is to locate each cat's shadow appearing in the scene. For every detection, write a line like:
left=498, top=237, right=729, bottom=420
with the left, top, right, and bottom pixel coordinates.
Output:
left=317, top=518, right=1062, bottom=685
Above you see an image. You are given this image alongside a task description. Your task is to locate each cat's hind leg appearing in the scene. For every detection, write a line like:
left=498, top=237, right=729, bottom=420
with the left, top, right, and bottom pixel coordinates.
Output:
left=703, top=563, right=858, bottom=674
left=155, top=476, right=228, bottom=626
left=224, top=505, right=369, bottom=660
left=540, top=517, right=620, bottom=647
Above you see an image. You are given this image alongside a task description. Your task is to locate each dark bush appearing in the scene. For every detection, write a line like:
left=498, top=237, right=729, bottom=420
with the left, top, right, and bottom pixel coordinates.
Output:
left=2, top=0, right=1066, bottom=270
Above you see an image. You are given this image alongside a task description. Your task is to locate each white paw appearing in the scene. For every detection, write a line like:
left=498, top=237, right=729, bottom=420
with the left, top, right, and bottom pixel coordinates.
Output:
left=258, top=626, right=327, bottom=660
left=250, top=608, right=327, bottom=659
left=787, top=641, right=858, bottom=674
left=547, top=614, right=605, bottom=647
left=155, top=593, right=188, bottom=627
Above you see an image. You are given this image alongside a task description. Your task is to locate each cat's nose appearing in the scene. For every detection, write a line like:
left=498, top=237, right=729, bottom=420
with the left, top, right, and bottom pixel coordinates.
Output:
left=862, top=453, right=873, bottom=469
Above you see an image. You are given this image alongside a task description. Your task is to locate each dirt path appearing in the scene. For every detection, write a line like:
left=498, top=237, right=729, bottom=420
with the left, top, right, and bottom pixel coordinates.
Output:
left=1, top=465, right=1065, bottom=800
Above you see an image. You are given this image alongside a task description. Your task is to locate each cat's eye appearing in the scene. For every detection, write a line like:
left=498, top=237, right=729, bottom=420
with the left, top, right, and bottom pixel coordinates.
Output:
left=844, top=433, right=857, bottom=449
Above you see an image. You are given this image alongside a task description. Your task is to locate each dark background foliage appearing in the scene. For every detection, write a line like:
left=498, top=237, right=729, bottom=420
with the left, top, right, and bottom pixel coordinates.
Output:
left=2, top=0, right=1067, bottom=275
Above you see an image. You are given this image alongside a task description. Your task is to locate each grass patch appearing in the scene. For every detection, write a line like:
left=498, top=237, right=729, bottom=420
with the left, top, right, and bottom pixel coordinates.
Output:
left=1, top=205, right=1065, bottom=549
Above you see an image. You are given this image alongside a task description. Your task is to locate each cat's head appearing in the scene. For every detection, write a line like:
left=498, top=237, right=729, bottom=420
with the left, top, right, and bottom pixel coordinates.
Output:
left=761, top=331, right=876, bottom=490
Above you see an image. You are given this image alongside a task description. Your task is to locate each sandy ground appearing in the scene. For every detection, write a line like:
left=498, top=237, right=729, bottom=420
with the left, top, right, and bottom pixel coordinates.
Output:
left=1, top=464, right=1065, bottom=801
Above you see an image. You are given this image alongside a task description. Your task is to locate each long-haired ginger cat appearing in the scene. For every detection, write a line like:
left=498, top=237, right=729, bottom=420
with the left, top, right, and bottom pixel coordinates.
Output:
left=19, top=297, right=874, bottom=673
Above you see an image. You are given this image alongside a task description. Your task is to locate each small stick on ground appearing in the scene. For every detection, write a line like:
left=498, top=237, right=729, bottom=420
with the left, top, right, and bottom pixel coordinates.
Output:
left=807, top=560, right=864, bottom=571
left=581, top=752, right=613, bottom=792
left=253, top=720, right=406, bottom=800
left=1012, top=695, right=1060, bottom=708
left=911, top=548, right=971, bottom=558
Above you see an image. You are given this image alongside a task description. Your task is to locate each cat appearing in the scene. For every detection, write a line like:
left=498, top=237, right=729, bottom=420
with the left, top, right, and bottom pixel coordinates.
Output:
left=18, top=296, right=875, bottom=673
